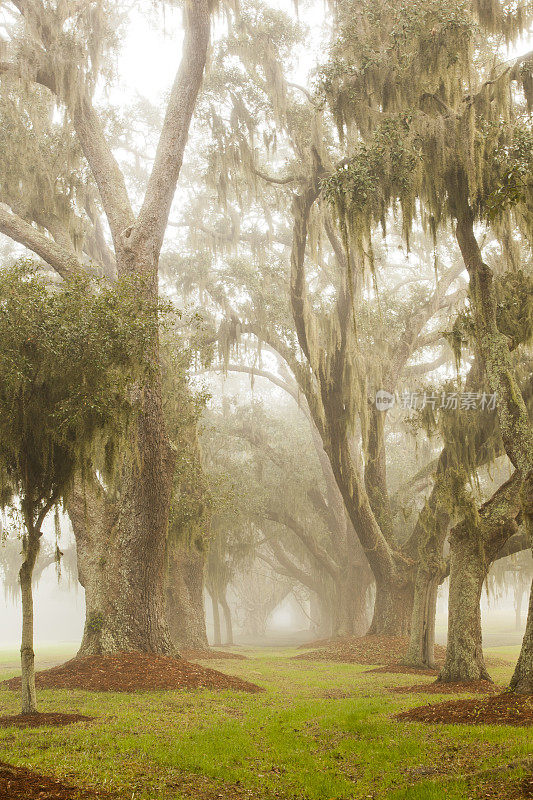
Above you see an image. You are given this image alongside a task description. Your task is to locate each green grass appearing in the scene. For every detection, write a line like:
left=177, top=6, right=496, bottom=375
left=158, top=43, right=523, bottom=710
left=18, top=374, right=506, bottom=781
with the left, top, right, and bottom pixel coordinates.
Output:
left=0, top=647, right=529, bottom=799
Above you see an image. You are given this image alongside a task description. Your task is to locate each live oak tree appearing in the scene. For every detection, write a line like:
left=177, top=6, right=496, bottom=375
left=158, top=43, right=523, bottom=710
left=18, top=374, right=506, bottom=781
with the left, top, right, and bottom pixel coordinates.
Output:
left=0, top=0, right=212, bottom=654
left=321, top=0, right=533, bottom=688
left=0, top=265, right=159, bottom=713
left=171, top=2, right=472, bottom=643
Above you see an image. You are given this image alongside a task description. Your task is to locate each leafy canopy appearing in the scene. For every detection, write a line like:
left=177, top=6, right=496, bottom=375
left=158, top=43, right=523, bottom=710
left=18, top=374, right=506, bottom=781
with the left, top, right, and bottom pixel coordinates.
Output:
left=0, top=263, right=162, bottom=525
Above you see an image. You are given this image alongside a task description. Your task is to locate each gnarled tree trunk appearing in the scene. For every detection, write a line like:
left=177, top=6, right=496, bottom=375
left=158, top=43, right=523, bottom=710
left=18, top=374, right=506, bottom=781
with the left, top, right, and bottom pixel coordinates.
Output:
left=438, top=522, right=491, bottom=682
left=69, top=422, right=175, bottom=657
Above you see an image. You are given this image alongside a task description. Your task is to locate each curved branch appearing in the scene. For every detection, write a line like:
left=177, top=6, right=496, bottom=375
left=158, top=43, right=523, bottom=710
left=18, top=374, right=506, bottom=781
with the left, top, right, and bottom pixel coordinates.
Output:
left=0, top=203, right=81, bottom=278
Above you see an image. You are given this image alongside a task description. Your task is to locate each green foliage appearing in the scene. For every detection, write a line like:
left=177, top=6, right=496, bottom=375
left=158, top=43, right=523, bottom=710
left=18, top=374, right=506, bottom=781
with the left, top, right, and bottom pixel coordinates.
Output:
left=321, top=0, right=533, bottom=254
left=0, top=262, right=161, bottom=527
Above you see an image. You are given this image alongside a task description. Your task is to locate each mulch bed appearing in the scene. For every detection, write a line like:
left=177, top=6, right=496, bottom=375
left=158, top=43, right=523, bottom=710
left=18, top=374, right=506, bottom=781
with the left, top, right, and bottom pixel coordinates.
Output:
left=0, top=712, right=92, bottom=729
left=391, top=680, right=502, bottom=695
left=0, top=761, right=113, bottom=799
left=3, top=652, right=262, bottom=694
left=395, top=692, right=533, bottom=726
left=182, top=649, right=248, bottom=661
left=294, top=635, right=448, bottom=666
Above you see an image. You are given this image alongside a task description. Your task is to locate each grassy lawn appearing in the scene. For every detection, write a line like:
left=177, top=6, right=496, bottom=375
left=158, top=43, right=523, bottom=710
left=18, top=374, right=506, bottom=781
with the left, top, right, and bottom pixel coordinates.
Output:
left=0, top=646, right=529, bottom=799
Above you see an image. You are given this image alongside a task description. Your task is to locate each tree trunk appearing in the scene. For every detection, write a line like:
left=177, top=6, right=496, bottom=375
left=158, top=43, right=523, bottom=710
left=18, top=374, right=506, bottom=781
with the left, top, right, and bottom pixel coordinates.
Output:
left=404, top=570, right=439, bottom=668
left=510, top=473, right=533, bottom=694
left=309, top=590, right=334, bottom=638
left=510, top=574, right=533, bottom=694
left=438, top=523, right=491, bottom=682
left=514, top=585, right=524, bottom=631
left=19, top=528, right=41, bottom=714
left=368, top=578, right=414, bottom=637
left=220, top=591, right=234, bottom=646
left=69, top=433, right=176, bottom=657
left=334, top=565, right=372, bottom=637
left=166, top=543, right=208, bottom=651
left=211, top=591, right=222, bottom=647
left=454, top=207, right=533, bottom=689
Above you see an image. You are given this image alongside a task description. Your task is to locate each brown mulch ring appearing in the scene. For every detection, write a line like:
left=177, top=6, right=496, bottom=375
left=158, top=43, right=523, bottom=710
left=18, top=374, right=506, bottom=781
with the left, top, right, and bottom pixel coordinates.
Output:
left=395, top=692, right=533, bottom=726
left=3, top=652, right=262, bottom=694
left=182, top=649, right=248, bottom=661
left=0, top=712, right=92, bottom=729
left=390, top=680, right=503, bottom=695
left=294, top=635, right=448, bottom=666
left=0, top=761, right=114, bottom=799
left=366, top=664, right=439, bottom=676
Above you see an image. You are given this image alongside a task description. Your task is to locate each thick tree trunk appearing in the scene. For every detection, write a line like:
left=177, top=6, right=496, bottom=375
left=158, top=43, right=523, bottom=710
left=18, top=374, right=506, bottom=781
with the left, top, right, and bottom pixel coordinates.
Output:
left=510, top=574, right=533, bottom=694
left=166, top=544, right=208, bottom=651
left=368, top=578, right=414, bottom=637
left=211, top=592, right=222, bottom=647
left=19, top=529, right=40, bottom=714
left=440, top=471, right=523, bottom=683
left=439, top=523, right=491, bottom=682
left=335, top=565, right=372, bottom=637
left=220, top=591, right=234, bottom=646
left=69, top=420, right=176, bottom=656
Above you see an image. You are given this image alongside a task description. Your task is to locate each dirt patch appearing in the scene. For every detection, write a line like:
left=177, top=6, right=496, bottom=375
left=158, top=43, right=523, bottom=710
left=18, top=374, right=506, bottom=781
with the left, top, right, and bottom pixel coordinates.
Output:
left=165, top=773, right=272, bottom=799
left=182, top=649, right=248, bottom=661
left=366, top=664, right=439, bottom=676
left=391, top=680, right=502, bottom=695
left=0, top=761, right=113, bottom=799
left=4, top=653, right=262, bottom=694
left=0, top=712, right=92, bottom=729
left=395, top=692, right=533, bottom=726
left=475, top=770, right=533, bottom=799
left=294, top=635, right=448, bottom=666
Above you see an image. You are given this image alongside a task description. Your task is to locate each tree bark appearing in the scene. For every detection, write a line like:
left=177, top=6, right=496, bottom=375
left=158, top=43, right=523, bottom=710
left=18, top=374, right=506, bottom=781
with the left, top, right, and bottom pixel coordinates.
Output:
left=439, top=522, right=491, bottom=682
left=335, top=564, right=372, bottom=637
left=69, top=460, right=175, bottom=656
left=368, top=578, right=414, bottom=637
left=19, top=527, right=41, bottom=714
